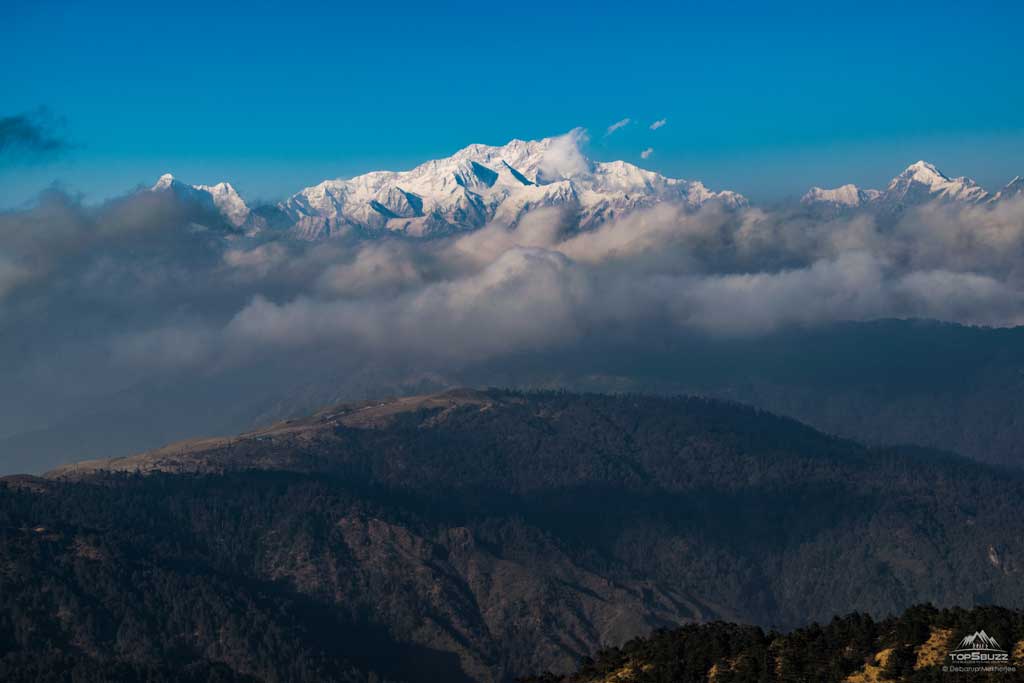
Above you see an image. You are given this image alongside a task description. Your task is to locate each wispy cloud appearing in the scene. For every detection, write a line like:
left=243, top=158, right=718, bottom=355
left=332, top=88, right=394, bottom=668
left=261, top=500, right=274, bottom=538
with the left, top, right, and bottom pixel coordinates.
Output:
left=0, top=109, right=71, bottom=162
left=641, top=148, right=653, bottom=160
left=605, top=118, right=631, bottom=136
left=649, top=119, right=667, bottom=130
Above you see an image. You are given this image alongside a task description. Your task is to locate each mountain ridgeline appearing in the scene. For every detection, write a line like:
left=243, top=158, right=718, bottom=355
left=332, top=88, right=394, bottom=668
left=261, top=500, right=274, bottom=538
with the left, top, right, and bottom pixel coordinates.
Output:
left=4, top=390, right=1023, bottom=682
left=509, top=319, right=1024, bottom=469
left=7, top=319, right=1024, bottom=476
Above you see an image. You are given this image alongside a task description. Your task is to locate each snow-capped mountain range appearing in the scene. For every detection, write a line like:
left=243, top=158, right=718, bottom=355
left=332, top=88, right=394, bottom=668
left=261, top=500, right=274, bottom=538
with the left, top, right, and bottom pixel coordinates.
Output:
left=278, top=135, right=747, bottom=239
left=150, top=132, right=744, bottom=239
left=801, top=160, right=1018, bottom=210
left=148, top=135, right=1022, bottom=239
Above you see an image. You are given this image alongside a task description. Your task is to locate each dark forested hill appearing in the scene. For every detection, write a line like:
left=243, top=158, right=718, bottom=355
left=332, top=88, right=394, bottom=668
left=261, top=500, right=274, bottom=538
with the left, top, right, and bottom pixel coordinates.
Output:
left=485, top=320, right=1024, bottom=469
left=523, top=604, right=1024, bottom=682
left=3, top=390, right=1024, bottom=681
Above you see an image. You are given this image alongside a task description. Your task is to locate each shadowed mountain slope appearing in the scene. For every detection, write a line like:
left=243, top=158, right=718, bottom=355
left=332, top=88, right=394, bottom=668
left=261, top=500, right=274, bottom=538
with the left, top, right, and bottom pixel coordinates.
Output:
left=2, top=390, right=1022, bottom=681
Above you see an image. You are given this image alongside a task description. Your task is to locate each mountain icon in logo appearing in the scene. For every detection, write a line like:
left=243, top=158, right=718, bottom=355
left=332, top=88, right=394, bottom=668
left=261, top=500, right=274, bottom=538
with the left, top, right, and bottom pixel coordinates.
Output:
left=955, top=630, right=1003, bottom=651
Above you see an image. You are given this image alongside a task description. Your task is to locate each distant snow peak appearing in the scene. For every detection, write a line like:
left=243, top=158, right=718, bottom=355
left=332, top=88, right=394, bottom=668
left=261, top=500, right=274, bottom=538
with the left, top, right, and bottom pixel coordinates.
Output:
left=152, top=173, right=176, bottom=191
left=193, top=181, right=250, bottom=227
left=897, top=160, right=947, bottom=184
left=149, top=173, right=251, bottom=229
left=802, top=184, right=871, bottom=208
left=886, top=160, right=989, bottom=204
left=802, top=160, right=1000, bottom=211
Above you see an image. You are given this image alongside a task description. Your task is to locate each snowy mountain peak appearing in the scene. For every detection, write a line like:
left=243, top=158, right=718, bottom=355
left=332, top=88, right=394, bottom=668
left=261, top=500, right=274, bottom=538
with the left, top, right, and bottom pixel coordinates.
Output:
left=152, top=173, right=176, bottom=191
left=199, top=180, right=234, bottom=192
left=800, top=160, right=1015, bottom=211
left=898, top=160, right=948, bottom=184
left=279, top=131, right=744, bottom=240
left=193, top=181, right=250, bottom=227
left=886, top=160, right=989, bottom=203
left=149, top=174, right=251, bottom=229
left=802, top=184, right=870, bottom=207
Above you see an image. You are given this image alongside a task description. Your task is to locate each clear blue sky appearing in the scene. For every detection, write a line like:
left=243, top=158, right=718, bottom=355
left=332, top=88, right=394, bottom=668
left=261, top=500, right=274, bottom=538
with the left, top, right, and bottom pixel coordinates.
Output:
left=2, top=0, right=1022, bottom=207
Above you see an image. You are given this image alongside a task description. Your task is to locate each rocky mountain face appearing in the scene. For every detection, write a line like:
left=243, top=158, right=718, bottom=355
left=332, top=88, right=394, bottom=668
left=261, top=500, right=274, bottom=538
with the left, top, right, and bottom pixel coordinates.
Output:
left=15, top=390, right=1024, bottom=682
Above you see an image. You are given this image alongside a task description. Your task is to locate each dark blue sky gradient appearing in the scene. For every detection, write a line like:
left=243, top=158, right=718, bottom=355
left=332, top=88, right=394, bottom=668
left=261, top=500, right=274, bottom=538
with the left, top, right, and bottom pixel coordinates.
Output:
left=2, top=0, right=1022, bottom=206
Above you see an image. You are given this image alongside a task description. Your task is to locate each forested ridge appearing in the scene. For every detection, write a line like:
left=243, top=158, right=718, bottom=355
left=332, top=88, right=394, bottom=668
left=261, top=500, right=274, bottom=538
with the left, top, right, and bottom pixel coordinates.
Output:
left=523, top=605, right=1024, bottom=682
left=2, top=390, right=1023, bottom=681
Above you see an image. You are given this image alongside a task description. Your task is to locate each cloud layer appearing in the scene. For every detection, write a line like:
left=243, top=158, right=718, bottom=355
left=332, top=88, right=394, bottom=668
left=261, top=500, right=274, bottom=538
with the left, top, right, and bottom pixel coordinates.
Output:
left=4, top=185, right=1024, bottom=468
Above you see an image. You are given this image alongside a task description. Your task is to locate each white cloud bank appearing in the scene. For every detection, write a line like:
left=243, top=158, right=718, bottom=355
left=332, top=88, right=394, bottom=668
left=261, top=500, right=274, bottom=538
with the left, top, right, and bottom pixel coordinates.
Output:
left=5, top=185, right=1024, bottom=459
